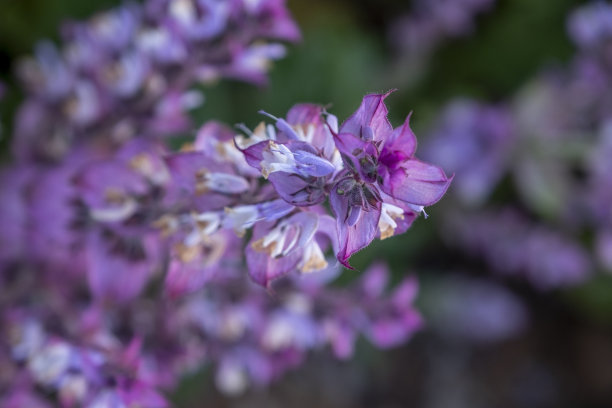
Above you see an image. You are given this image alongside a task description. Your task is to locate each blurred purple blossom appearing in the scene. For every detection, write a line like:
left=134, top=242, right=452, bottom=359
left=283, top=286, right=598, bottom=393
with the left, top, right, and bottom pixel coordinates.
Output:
left=422, top=99, right=515, bottom=206
left=1, top=81, right=445, bottom=402
left=13, top=0, right=300, bottom=161
left=387, top=0, right=497, bottom=84
left=445, top=209, right=591, bottom=290
left=567, top=2, right=612, bottom=51
left=425, top=276, right=528, bottom=343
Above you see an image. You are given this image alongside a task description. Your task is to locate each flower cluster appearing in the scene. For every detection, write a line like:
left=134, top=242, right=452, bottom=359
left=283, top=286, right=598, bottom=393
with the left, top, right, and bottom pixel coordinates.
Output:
left=17, top=91, right=452, bottom=289
left=13, top=0, right=299, bottom=161
left=0, top=86, right=449, bottom=403
left=0, top=0, right=449, bottom=404
left=0, top=5, right=451, bottom=400
left=1, top=262, right=421, bottom=405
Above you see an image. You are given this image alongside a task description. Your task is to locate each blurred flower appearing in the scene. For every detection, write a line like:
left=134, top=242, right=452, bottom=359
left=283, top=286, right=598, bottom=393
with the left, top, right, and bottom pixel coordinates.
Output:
left=13, top=0, right=300, bottom=160
left=425, top=276, right=528, bottom=343
left=422, top=99, right=515, bottom=206
left=1, top=88, right=441, bottom=402
left=446, top=209, right=591, bottom=290
left=567, top=2, right=612, bottom=51
left=387, top=0, right=497, bottom=84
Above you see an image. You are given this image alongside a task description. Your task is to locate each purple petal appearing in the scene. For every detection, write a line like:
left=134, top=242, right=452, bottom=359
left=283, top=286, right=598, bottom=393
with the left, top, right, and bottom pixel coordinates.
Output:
left=339, top=91, right=394, bottom=142
left=382, top=159, right=452, bottom=206
left=259, top=110, right=299, bottom=140
left=257, top=199, right=295, bottom=221
left=330, top=185, right=381, bottom=269
left=329, top=323, right=356, bottom=360
left=392, top=276, right=419, bottom=308
left=381, top=113, right=417, bottom=163
left=333, top=132, right=369, bottom=173
left=292, top=149, right=335, bottom=177
left=286, top=103, right=322, bottom=124
left=268, top=172, right=325, bottom=206
left=251, top=0, right=302, bottom=42
left=246, top=228, right=301, bottom=288
left=76, top=160, right=148, bottom=218
left=361, top=262, right=389, bottom=298
left=164, top=151, right=242, bottom=210
left=246, top=212, right=319, bottom=286
left=238, top=140, right=268, bottom=171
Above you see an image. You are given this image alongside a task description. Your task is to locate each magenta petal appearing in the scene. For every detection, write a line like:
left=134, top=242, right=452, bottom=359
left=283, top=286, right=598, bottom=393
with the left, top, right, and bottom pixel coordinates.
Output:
left=361, top=262, right=389, bottom=298
left=330, top=187, right=381, bottom=269
left=382, top=159, right=452, bottom=206
left=382, top=113, right=417, bottom=160
left=286, top=103, right=322, bottom=124
left=392, top=276, right=419, bottom=308
left=238, top=140, right=269, bottom=171
left=339, top=91, right=394, bottom=141
left=330, top=323, right=356, bottom=360
left=367, top=318, right=413, bottom=348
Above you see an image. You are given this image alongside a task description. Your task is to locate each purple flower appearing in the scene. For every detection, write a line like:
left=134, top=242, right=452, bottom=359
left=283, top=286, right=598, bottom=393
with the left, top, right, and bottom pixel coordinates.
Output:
left=422, top=99, right=515, bottom=205
left=246, top=212, right=335, bottom=287
left=165, top=151, right=252, bottom=211
left=331, top=92, right=452, bottom=267
left=446, top=209, right=592, bottom=290
left=567, top=2, right=612, bottom=51
left=14, top=0, right=300, bottom=159
left=238, top=104, right=340, bottom=207
left=165, top=230, right=239, bottom=298
left=76, top=160, right=149, bottom=224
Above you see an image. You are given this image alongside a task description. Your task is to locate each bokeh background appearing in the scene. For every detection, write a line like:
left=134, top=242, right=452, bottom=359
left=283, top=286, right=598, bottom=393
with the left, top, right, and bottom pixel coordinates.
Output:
left=2, top=0, right=612, bottom=407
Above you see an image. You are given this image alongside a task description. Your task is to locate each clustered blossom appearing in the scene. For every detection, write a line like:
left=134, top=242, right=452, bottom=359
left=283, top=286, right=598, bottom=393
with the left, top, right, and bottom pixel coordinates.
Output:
left=421, top=2, right=612, bottom=288
left=13, top=0, right=299, bottom=161
left=1, top=263, right=421, bottom=405
left=0, top=0, right=450, bottom=404
left=0, top=89, right=448, bottom=402
left=0, top=1, right=451, bottom=399
left=158, top=91, right=450, bottom=287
